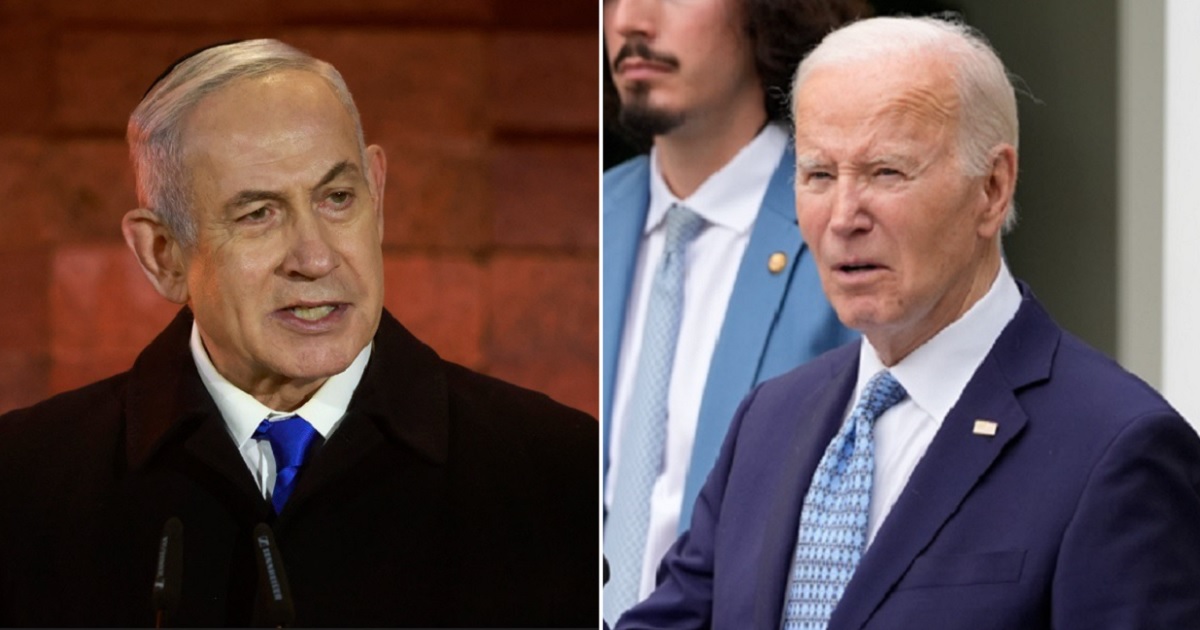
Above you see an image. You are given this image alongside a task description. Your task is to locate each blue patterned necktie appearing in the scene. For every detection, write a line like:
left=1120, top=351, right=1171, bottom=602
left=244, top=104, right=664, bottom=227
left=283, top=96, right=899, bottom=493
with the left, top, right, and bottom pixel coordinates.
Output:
left=253, top=415, right=319, bottom=514
left=782, top=370, right=908, bottom=630
left=604, top=204, right=705, bottom=624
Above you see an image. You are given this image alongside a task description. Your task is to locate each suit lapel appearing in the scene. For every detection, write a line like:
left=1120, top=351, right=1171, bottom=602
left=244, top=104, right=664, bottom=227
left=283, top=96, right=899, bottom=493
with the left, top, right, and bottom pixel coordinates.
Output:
left=682, top=147, right=806, bottom=528
left=602, top=157, right=650, bottom=475
left=754, top=346, right=860, bottom=629
left=831, top=356, right=1028, bottom=630
left=831, top=288, right=1059, bottom=630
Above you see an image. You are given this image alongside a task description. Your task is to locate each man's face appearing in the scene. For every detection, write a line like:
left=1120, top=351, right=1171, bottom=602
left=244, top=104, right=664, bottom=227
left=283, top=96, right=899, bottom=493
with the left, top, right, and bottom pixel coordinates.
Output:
left=180, top=70, right=385, bottom=394
left=603, top=0, right=759, bottom=137
left=794, top=55, right=1007, bottom=363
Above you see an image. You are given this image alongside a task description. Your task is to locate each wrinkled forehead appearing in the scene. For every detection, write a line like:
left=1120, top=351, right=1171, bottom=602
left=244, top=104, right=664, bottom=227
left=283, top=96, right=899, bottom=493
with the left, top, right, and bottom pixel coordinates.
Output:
left=186, top=70, right=355, bottom=143
left=178, top=71, right=366, bottom=204
left=794, top=54, right=961, bottom=149
left=183, top=71, right=358, bottom=160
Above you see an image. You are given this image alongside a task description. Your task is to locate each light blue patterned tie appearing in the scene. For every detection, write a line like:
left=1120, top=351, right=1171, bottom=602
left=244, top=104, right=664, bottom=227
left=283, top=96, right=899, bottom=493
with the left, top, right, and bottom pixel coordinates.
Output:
left=253, top=415, right=319, bottom=514
left=604, top=204, right=705, bottom=624
left=782, top=370, right=908, bottom=630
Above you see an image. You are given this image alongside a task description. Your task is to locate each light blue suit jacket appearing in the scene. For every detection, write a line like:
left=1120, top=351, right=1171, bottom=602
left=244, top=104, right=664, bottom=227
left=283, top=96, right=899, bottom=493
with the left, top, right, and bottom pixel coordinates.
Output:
left=602, top=146, right=857, bottom=529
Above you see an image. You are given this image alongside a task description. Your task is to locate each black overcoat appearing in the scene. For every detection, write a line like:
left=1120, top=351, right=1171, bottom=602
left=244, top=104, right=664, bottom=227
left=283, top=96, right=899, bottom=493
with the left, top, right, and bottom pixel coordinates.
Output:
left=0, top=308, right=598, bottom=627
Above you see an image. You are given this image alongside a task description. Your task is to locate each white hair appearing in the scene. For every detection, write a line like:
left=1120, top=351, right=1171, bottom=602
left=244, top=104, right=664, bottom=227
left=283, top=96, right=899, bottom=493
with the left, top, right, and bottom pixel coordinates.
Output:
left=791, top=16, right=1020, bottom=232
left=127, top=39, right=366, bottom=246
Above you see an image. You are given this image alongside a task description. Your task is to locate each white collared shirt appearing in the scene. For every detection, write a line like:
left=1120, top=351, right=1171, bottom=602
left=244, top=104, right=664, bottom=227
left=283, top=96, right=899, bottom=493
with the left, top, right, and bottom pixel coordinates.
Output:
left=189, top=323, right=372, bottom=499
left=853, top=261, right=1022, bottom=546
left=606, top=123, right=790, bottom=598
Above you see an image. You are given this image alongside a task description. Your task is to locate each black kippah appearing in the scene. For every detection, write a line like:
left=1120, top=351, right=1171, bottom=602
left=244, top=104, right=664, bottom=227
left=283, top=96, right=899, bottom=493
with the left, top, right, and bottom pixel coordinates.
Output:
left=143, top=39, right=248, bottom=98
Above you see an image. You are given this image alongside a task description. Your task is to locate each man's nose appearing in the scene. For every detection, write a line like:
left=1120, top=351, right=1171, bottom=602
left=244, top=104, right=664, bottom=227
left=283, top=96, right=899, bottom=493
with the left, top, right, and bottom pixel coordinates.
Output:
left=282, top=209, right=340, bottom=280
left=608, top=0, right=658, bottom=40
left=829, top=178, right=872, bottom=236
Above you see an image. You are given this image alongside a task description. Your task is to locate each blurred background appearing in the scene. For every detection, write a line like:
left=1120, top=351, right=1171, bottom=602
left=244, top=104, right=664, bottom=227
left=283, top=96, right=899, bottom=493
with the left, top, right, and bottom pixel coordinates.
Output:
left=3, top=0, right=1198, bottom=425
left=0, top=0, right=599, bottom=416
left=605, top=0, right=1200, bottom=425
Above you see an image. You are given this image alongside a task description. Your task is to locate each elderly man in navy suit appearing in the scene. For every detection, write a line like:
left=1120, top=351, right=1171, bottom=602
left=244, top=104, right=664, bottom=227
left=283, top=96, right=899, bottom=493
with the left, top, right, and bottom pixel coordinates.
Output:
left=615, top=15, right=1200, bottom=630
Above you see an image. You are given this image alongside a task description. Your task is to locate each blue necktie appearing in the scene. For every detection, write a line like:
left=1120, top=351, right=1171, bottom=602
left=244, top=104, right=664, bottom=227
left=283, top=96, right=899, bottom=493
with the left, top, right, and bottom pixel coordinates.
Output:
left=604, top=204, right=705, bottom=624
left=782, top=370, right=908, bottom=630
left=253, top=415, right=319, bottom=514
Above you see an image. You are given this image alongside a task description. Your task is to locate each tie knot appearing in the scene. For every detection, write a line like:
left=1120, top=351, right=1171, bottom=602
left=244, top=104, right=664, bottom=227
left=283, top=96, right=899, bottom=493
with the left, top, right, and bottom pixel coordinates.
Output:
left=860, top=370, right=907, bottom=417
left=662, top=204, right=705, bottom=255
left=253, top=415, right=318, bottom=470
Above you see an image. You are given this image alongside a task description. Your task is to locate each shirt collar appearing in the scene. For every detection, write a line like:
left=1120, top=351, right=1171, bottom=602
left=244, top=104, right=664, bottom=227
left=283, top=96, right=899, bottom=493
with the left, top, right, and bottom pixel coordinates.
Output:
left=645, top=122, right=788, bottom=235
left=189, top=322, right=372, bottom=449
left=856, top=261, right=1022, bottom=422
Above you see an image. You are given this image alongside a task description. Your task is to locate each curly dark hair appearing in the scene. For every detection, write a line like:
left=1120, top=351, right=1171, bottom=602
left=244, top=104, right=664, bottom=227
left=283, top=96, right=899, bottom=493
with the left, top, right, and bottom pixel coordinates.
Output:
left=604, top=0, right=872, bottom=151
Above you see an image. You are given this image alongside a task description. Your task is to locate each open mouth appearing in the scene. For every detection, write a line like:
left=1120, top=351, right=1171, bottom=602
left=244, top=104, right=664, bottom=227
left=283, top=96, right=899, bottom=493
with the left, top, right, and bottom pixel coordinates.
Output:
left=838, top=263, right=883, bottom=273
left=289, top=305, right=336, bottom=321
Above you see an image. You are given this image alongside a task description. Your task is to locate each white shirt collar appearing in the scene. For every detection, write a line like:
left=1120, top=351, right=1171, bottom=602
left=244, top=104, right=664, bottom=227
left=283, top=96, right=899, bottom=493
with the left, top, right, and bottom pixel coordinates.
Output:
left=189, top=322, right=372, bottom=449
left=856, top=261, right=1022, bottom=422
left=646, top=122, right=788, bottom=235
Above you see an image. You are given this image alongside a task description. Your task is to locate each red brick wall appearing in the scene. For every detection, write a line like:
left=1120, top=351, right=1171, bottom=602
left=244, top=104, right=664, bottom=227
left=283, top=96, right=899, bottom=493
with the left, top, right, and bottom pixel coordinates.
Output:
left=0, top=1, right=599, bottom=417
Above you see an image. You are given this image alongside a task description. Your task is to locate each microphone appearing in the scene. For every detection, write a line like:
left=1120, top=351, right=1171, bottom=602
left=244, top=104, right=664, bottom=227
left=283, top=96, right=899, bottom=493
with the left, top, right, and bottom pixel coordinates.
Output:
left=252, top=523, right=295, bottom=628
left=603, top=556, right=612, bottom=630
left=151, top=517, right=183, bottom=628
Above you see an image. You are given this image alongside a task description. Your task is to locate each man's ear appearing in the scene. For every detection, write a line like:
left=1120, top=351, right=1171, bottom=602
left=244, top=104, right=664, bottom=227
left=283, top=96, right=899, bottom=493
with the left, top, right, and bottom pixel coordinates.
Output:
left=365, top=144, right=387, bottom=239
left=121, top=208, right=190, bottom=304
left=978, top=144, right=1017, bottom=240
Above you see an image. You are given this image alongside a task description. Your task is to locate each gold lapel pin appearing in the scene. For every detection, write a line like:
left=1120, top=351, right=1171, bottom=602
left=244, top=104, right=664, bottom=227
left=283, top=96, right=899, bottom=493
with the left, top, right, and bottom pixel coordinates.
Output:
left=973, top=419, right=999, bottom=437
left=768, top=252, right=787, bottom=274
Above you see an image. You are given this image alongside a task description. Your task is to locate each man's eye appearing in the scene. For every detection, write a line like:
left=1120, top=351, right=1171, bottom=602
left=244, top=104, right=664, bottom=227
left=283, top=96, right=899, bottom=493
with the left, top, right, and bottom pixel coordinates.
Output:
left=875, top=168, right=904, bottom=178
left=326, top=191, right=354, bottom=208
left=240, top=207, right=270, bottom=222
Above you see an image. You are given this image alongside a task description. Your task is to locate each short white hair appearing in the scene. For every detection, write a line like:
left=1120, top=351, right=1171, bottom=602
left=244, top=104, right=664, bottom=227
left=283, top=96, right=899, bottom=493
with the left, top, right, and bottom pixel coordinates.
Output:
left=127, top=39, right=366, bottom=246
left=791, top=16, right=1020, bottom=232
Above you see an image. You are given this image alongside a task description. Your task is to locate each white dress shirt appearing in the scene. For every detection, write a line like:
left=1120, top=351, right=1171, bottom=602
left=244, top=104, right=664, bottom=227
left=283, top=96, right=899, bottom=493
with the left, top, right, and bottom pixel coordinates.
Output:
left=852, top=262, right=1022, bottom=546
left=189, top=323, right=372, bottom=500
left=606, top=123, right=790, bottom=598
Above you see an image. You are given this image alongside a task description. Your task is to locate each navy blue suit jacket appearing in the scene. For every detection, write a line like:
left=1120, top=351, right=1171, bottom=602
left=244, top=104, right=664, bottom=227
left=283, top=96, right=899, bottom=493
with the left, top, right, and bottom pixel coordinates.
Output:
left=617, top=286, right=1200, bottom=629
left=602, top=146, right=856, bottom=529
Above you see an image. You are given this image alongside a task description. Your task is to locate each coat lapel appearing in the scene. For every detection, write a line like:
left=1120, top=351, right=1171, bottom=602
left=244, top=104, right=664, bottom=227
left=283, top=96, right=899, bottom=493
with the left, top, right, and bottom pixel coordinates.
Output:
left=601, top=157, right=650, bottom=475
left=181, top=411, right=272, bottom=518
left=275, top=409, right=386, bottom=525
left=831, top=288, right=1059, bottom=630
left=754, top=346, right=860, bottom=629
left=279, top=310, right=450, bottom=522
left=684, top=147, right=805, bottom=528
left=125, top=308, right=455, bottom=526
left=124, top=307, right=266, bottom=511
left=830, top=356, right=1028, bottom=630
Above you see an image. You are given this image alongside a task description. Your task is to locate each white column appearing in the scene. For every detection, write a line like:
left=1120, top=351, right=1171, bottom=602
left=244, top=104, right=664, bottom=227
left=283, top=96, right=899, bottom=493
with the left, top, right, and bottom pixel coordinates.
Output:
left=1117, top=0, right=1163, bottom=387
left=1161, top=0, right=1200, bottom=427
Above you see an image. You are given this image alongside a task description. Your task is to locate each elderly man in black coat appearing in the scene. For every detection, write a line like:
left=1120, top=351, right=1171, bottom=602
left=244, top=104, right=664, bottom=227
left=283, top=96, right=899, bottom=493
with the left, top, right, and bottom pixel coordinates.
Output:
left=0, top=39, right=596, bottom=628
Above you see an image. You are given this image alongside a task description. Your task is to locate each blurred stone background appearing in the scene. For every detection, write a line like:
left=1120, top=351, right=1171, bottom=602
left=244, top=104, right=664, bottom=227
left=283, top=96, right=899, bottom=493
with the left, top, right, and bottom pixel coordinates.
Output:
left=0, top=0, right=599, bottom=417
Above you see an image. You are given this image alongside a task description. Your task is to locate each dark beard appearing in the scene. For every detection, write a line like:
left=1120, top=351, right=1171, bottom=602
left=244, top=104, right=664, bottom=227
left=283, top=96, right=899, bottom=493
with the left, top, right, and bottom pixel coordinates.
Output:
left=617, top=88, right=685, bottom=138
